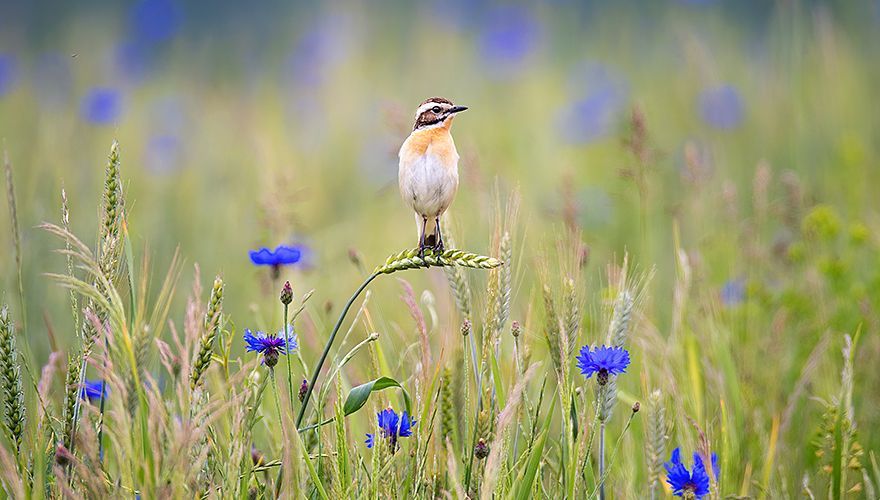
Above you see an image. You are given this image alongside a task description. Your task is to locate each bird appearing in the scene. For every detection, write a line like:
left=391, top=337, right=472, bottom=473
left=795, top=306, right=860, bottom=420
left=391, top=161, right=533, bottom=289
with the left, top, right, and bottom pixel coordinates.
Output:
left=398, top=97, right=468, bottom=256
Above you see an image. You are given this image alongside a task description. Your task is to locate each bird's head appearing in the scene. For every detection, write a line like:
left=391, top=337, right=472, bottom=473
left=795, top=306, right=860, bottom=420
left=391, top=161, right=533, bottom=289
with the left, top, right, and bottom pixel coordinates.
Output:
left=412, top=97, right=468, bottom=131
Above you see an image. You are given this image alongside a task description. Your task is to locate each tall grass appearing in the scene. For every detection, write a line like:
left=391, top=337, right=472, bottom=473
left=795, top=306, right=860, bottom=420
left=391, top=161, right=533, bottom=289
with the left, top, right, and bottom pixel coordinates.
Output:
left=1, top=4, right=880, bottom=497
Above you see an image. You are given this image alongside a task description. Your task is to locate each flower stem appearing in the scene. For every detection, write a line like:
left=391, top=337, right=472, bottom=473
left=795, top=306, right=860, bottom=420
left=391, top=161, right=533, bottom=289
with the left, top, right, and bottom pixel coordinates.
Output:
left=589, top=411, right=636, bottom=499
left=598, top=420, right=606, bottom=500
left=283, top=303, right=294, bottom=412
left=464, top=336, right=484, bottom=493
left=296, top=272, right=380, bottom=430
left=270, top=369, right=285, bottom=496
left=97, top=336, right=110, bottom=462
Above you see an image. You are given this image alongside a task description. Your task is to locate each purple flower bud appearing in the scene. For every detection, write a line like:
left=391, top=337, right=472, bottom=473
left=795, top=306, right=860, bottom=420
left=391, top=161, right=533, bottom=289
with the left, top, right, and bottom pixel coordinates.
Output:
left=251, top=446, right=264, bottom=466
left=474, top=438, right=489, bottom=460
left=298, top=379, right=309, bottom=402
left=461, top=319, right=472, bottom=337
left=280, top=281, right=293, bottom=306
left=55, top=443, right=74, bottom=466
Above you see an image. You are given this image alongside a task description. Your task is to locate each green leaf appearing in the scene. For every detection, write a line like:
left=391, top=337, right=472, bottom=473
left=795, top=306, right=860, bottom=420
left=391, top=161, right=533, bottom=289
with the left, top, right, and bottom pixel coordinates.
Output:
left=342, top=376, right=412, bottom=417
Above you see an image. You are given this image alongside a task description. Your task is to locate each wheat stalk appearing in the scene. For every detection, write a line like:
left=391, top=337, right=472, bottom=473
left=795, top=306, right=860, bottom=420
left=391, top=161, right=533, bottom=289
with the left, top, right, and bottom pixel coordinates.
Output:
left=646, top=389, right=669, bottom=499
left=190, top=275, right=225, bottom=391
left=3, top=150, right=26, bottom=332
left=375, top=248, right=502, bottom=274
left=0, top=305, right=25, bottom=457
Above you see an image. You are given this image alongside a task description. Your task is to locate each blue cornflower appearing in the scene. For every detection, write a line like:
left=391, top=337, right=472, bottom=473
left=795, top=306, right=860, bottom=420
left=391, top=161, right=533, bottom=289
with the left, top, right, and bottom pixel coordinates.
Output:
left=478, top=5, right=539, bottom=78
left=243, top=329, right=288, bottom=368
left=282, top=12, right=352, bottom=89
left=576, top=345, right=631, bottom=385
left=558, top=62, right=629, bottom=144
left=277, top=324, right=298, bottom=352
left=249, top=245, right=302, bottom=266
left=250, top=245, right=304, bottom=279
left=114, top=39, right=158, bottom=84
left=144, top=133, right=182, bottom=174
left=365, top=407, right=416, bottom=451
left=0, top=54, right=19, bottom=97
left=81, top=87, right=123, bottom=125
left=664, top=448, right=719, bottom=498
left=698, top=84, right=743, bottom=130
left=129, top=0, right=183, bottom=44
left=720, top=279, right=745, bottom=306
left=80, top=379, right=108, bottom=402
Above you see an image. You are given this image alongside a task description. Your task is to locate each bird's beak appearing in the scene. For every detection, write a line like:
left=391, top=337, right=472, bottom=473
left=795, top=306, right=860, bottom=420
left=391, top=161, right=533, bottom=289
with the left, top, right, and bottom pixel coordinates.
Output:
left=449, top=105, right=468, bottom=114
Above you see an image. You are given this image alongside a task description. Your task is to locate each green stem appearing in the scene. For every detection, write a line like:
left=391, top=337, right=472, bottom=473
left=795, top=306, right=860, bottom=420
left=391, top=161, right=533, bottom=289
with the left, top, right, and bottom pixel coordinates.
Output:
left=97, top=336, right=109, bottom=462
left=67, top=349, right=89, bottom=464
left=598, top=420, right=606, bottom=500
left=270, top=370, right=285, bottom=498
left=465, top=355, right=485, bottom=493
left=590, top=411, right=636, bottom=500
left=296, top=272, right=380, bottom=430
left=461, top=329, right=471, bottom=465
left=283, top=303, right=294, bottom=412
left=580, top=390, right=602, bottom=484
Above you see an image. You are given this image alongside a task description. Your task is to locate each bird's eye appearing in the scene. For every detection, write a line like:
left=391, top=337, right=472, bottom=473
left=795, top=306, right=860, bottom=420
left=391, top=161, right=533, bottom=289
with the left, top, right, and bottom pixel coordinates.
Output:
left=432, top=106, right=441, bottom=113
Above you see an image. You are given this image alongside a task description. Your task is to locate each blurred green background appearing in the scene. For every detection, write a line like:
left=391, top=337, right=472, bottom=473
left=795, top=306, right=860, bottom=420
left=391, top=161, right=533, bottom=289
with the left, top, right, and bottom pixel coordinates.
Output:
left=1, top=0, right=880, bottom=487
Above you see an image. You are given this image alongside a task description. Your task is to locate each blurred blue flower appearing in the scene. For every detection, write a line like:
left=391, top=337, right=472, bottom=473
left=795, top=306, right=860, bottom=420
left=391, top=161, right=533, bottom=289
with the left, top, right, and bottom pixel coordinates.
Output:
left=559, top=62, right=628, bottom=143
left=0, top=54, right=18, bottom=97
left=144, top=134, right=182, bottom=174
left=287, top=30, right=329, bottom=86
left=698, top=84, right=743, bottom=130
left=365, top=407, right=416, bottom=450
left=81, top=87, right=123, bottom=125
left=114, top=39, right=159, bottom=84
left=664, top=448, right=715, bottom=498
left=80, top=379, right=107, bottom=402
left=562, top=90, right=623, bottom=143
left=479, top=5, right=539, bottom=76
left=149, top=94, right=188, bottom=133
left=33, top=52, right=72, bottom=108
left=249, top=245, right=303, bottom=267
left=720, top=279, right=744, bottom=306
left=284, top=13, right=352, bottom=87
left=243, top=329, right=288, bottom=368
left=129, top=0, right=183, bottom=44
left=576, top=345, right=631, bottom=384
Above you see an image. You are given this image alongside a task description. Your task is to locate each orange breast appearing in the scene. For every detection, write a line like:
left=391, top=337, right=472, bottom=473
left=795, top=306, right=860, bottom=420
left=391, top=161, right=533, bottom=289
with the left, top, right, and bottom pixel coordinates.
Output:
left=399, top=122, right=459, bottom=169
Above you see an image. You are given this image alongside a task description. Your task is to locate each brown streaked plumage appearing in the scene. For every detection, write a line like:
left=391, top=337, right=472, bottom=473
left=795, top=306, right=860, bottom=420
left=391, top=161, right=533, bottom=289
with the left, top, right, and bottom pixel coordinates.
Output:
left=398, top=97, right=468, bottom=254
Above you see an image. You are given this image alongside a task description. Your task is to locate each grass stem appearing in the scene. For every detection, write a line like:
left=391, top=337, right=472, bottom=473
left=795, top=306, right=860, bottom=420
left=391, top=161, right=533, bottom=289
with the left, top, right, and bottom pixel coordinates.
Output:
left=295, top=272, right=379, bottom=430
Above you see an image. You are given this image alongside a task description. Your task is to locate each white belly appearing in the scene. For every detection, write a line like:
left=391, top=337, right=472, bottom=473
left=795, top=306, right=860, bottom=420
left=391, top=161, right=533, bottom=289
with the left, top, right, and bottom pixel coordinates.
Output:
left=399, top=153, right=459, bottom=219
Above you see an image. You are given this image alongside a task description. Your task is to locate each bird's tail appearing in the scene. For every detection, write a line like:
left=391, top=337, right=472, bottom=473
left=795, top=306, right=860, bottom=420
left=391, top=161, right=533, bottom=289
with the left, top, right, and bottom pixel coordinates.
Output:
left=424, top=217, right=438, bottom=247
left=414, top=214, right=438, bottom=247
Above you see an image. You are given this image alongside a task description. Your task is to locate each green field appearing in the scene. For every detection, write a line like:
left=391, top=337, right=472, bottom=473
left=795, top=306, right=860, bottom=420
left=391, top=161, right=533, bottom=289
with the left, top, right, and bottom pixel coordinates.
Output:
left=0, top=1, right=879, bottom=498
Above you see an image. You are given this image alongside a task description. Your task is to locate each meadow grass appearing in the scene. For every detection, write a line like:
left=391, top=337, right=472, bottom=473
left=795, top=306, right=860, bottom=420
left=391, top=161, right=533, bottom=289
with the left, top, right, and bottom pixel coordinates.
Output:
left=1, top=3, right=879, bottom=498
left=0, top=138, right=876, bottom=498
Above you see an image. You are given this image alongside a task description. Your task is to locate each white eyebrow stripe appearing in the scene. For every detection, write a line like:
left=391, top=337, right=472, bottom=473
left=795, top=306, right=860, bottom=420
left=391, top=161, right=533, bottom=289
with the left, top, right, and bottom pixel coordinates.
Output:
left=415, top=101, right=452, bottom=117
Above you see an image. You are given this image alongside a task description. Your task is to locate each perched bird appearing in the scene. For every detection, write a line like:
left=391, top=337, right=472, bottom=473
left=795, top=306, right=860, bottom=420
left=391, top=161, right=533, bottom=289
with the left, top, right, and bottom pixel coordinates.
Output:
left=398, top=97, right=468, bottom=255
